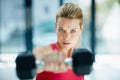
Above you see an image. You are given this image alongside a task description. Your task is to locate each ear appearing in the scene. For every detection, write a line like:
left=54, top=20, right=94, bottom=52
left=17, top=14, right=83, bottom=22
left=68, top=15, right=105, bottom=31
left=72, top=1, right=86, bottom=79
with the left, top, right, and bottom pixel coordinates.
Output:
left=80, top=24, right=84, bottom=32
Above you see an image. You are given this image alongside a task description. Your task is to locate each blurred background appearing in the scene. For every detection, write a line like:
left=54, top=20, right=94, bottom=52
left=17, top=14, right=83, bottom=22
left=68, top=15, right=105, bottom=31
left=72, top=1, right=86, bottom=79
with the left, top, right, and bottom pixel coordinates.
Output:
left=0, top=0, right=120, bottom=80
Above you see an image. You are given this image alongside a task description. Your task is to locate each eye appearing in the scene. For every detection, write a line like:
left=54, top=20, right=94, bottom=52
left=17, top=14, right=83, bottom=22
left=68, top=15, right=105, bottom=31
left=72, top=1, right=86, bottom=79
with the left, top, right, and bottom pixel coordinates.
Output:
left=58, top=28, right=64, bottom=32
left=70, top=29, right=76, bottom=33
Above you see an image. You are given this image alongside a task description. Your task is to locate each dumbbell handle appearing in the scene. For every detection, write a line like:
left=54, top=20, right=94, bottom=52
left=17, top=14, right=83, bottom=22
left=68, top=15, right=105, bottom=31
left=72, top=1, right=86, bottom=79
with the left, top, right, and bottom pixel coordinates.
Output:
left=36, top=58, right=72, bottom=70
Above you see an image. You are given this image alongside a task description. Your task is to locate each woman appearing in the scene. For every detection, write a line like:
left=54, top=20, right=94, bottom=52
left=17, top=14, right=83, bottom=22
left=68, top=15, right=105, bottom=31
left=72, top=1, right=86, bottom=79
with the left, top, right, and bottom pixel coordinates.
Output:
left=33, top=2, right=84, bottom=80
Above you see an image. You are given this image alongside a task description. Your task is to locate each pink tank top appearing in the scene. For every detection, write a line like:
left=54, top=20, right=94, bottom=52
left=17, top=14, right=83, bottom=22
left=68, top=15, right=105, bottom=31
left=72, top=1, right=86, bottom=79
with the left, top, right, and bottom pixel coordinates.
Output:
left=36, top=43, right=84, bottom=80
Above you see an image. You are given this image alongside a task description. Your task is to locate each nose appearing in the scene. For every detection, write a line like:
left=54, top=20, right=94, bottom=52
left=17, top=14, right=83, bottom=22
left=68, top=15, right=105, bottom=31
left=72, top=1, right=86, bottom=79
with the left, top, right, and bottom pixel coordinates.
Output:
left=63, top=32, right=70, bottom=40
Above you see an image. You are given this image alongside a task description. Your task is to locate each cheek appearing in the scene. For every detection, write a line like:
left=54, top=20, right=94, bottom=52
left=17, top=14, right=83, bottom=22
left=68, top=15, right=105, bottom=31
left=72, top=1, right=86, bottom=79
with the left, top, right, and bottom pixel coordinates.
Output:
left=71, top=34, right=80, bottom=43
left=57, top=33, right=63, bottom=40
left=72, top=33, right=80, bottom=39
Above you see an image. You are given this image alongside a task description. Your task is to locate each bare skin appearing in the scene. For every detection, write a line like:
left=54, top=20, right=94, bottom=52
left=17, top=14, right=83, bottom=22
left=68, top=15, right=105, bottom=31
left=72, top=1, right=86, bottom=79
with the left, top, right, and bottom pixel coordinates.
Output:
left=33, top=17, right=83, bottom=73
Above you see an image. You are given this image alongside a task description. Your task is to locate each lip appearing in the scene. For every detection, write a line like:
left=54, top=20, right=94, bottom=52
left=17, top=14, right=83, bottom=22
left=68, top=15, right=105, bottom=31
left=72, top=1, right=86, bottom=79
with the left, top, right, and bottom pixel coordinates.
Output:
left=63, top=42, right=70, bottom=45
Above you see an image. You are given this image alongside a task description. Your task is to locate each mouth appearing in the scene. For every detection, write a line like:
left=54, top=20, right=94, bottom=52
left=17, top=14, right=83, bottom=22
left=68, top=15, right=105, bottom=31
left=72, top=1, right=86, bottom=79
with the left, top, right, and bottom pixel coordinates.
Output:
left=63, top=42, right=70, bottom=45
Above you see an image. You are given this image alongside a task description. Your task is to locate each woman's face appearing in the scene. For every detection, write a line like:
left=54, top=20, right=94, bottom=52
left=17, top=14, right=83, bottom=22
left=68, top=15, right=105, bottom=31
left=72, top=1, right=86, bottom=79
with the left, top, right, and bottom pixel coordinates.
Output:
left=55, top=17, right=83, bottom=49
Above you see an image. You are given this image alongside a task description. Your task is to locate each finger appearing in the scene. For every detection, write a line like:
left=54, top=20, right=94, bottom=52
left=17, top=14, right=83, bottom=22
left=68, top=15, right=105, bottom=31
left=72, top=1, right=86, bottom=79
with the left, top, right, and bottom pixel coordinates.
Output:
left=49, top=63, right=54, bottom=72
left=44, top=61, right=51, bottom=71
left=59, top=63, right=68, bottom=72
left=53, top=64, right=60, bottom=73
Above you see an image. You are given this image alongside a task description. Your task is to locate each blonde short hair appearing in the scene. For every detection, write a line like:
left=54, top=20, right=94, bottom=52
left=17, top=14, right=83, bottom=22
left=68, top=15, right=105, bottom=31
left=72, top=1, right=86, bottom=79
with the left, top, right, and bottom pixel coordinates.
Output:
left=56, top=2, right=83, bottom=26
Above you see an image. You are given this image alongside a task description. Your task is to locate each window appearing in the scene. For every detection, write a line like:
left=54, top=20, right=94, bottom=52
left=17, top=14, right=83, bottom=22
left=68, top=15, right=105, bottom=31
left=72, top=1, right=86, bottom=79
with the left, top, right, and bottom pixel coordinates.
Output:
left=32, top=0, right=59, bottom=46
left=0, top=0, right=26, bottom=53
left=96, top=0, right=120, bottom=54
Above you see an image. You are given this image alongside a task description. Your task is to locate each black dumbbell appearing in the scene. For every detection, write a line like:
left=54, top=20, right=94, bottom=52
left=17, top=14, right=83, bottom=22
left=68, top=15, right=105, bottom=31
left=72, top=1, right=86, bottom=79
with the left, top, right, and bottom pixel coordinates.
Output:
left=15, top=48, right=93, bottom=79
left=72, top=49, right=93, bottom=75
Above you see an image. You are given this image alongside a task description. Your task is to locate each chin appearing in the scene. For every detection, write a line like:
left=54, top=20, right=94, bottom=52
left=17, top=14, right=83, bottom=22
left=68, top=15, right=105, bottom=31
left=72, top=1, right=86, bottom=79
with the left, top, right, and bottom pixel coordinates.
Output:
left=62, top=44, right=72, bottom=49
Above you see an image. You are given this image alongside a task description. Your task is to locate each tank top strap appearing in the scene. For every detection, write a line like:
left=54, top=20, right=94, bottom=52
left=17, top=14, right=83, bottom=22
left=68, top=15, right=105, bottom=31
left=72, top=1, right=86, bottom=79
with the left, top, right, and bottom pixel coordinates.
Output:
left=50, top=43, right=58, bottom=51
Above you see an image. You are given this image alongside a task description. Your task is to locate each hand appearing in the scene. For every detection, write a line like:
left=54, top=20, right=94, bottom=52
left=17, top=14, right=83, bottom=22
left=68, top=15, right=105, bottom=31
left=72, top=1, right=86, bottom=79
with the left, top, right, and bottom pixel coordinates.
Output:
left=42, top=52, right=68, bottom=73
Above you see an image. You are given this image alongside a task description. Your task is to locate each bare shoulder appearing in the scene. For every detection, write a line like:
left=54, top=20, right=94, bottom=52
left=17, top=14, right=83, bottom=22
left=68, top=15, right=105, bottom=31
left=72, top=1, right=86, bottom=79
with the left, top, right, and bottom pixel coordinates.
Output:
left=33, top=45, right=53, bottom=59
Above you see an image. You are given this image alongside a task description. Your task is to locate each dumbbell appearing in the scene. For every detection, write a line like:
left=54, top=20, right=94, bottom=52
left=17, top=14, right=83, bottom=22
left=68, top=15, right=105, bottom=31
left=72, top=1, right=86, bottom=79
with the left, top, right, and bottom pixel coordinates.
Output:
left=15, top=48, right=93, bottom=79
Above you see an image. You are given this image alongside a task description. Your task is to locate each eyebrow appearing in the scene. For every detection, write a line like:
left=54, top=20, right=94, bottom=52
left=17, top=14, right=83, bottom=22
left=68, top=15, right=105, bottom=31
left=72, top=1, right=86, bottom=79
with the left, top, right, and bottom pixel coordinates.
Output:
left=58, top=27, right=78, bottom=30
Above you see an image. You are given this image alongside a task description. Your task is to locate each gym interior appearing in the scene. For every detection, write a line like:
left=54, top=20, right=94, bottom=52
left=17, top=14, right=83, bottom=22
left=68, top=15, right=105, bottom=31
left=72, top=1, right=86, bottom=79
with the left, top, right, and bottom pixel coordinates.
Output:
left=0, top=0, right=120, bottom=80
